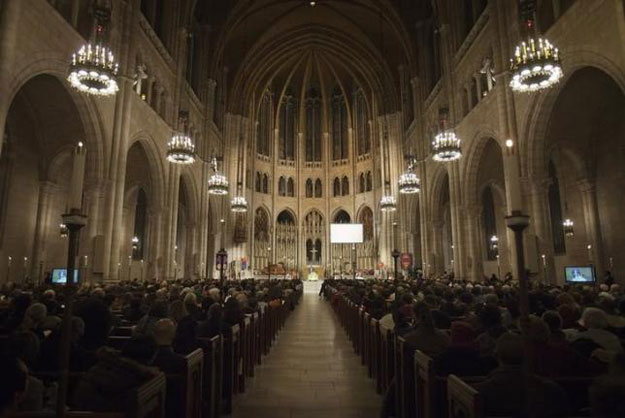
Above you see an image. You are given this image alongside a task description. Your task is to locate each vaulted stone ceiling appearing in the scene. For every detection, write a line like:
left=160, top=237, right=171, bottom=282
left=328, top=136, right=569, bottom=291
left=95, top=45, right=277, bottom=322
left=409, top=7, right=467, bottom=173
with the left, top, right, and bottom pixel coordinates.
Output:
left=190, top=0, right=435, bottom=115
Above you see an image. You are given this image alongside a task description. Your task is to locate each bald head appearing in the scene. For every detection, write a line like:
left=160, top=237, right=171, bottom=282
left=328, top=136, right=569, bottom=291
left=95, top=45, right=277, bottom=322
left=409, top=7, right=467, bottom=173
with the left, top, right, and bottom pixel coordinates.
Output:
left=153, top=318, right=176, bottom=346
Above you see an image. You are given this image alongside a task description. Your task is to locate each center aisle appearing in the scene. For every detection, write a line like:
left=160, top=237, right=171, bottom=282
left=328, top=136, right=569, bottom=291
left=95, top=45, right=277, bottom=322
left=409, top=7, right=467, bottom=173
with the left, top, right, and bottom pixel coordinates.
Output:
left=231, top=291, right=382, bottom=418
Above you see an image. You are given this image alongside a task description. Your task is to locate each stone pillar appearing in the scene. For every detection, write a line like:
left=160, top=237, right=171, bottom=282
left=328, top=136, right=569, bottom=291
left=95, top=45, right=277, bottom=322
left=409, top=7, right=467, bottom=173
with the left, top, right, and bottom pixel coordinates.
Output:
left=163, top=165, right=180, bottom=280
left=466, top=205, right=482, bottom=281
left=432, top=219, right=444, bottom=275
left=528, top=177, right=557, bottom=283
left=578, top=179, right=604, bottom=274
left=30, top=181, right=56, bottom=282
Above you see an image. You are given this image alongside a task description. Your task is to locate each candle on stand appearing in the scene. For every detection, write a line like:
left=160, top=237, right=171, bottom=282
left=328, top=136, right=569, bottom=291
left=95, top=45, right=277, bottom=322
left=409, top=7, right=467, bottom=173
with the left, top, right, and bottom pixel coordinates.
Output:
left=68, top=142, right=86, bottom=211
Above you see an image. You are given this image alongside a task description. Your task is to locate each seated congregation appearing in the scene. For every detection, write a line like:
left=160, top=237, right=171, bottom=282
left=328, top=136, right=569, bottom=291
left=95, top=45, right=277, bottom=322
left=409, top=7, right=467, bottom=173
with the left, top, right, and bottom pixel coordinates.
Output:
left=325, top=277, right=625, bottom=418
left=0, top=278, right=302, bottom=417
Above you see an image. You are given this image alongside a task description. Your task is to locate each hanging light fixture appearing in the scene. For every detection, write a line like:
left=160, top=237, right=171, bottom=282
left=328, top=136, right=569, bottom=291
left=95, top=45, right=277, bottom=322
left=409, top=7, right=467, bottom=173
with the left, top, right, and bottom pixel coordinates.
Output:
left=167, top=111, right=196, bottom=164
left=208, top=157, right=229, bottom=195
left=398, top=157, right=420, bottom=194
left=231, top=183, right=248, bottom=212
left=563, top=218, right=574, bottom=237
left=67, top=5, right=119, bottom=97
left=510, top=0, right=562, bottom=93
left=432, top=108, right=462, bottom=162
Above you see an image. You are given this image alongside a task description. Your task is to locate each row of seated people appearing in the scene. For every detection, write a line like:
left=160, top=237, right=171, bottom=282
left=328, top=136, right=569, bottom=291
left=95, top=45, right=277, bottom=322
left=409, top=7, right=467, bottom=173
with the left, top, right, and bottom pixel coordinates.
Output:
left=325, top=277, right=625, bottom=418
left=0, top=278, right=302, bottom=417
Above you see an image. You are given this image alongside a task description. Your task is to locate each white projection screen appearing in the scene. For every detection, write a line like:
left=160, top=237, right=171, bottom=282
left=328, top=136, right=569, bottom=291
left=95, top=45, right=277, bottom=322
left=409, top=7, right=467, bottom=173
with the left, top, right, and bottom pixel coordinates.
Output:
left=330, top=224, right=364, bottom=244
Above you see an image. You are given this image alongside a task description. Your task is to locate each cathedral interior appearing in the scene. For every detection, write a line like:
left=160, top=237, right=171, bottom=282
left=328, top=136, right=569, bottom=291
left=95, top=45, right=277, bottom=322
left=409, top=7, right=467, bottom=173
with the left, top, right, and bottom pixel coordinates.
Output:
left=5, top=1, right=625, bottom=418
left=0, top=0, right=624, bottom=284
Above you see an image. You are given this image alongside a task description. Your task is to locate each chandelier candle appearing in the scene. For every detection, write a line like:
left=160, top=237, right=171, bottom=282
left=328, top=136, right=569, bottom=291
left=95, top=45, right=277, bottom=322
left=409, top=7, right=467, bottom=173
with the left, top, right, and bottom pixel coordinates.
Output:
left=68, top=142, right=86, bottom=211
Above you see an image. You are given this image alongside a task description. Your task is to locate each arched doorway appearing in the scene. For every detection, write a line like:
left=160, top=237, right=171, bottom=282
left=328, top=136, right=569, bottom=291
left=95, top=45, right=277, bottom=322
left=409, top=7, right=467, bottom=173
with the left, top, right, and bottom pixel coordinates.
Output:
left=1, top=74, right=93, bottom=283
left=537, top=67, right=625, bottom=280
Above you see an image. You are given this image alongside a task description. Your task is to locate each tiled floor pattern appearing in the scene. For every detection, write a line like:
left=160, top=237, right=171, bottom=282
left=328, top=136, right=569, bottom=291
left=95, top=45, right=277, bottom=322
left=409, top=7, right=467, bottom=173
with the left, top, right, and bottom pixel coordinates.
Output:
left=231, top=293, right=382, bottom=418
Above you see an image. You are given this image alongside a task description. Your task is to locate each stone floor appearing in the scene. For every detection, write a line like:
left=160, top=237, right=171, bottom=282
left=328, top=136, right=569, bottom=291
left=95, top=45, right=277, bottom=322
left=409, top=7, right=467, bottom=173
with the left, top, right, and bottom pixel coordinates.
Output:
left=231, top=292, right=382, bottom=418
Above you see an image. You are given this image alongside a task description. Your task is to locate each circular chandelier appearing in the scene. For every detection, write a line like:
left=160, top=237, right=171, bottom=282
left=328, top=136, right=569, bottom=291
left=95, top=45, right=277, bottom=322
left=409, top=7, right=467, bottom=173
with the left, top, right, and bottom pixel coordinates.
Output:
left=380, top=194, right=397, bottom=212
left=167, top=133, right=196, bottom=164
left=398, top=159, right=420, bottom=194
left=563, top=218, right=574, bottom=237
left=230, top=195, right=248, bottom=212
left=432, top=130, right=462, bottom=162
left=510, top=1, right=562, bottom=93
left=208, top=157, right=229, bottom=195
left=67, top=7, right=119, bottom=97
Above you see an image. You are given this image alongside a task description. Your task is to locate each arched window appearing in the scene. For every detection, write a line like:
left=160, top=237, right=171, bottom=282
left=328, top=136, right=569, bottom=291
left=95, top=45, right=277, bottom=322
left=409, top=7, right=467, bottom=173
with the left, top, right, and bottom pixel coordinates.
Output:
left=279, top=87, right=296, bottom=160
left=359, top=173, right=365, bottom=193
left=332, top=87, right=348, bottom=160
left=334, top=210, right=351, bottom=224
left=255, top=172, right=261, bottom=192
left=262, top=174, right=268, bottom=194
left=342, top=176, right=349, bottom=196
left=306, top=179, right=313, bottom=198
left=366, top=171, right=372, bottom=191
left=482, top=187, right=497, bottom=261
left=548, top=161, right=566, bottom=255
left=258, top=91, right=272, bottom=157
left=315, top=179, right=322, bottom=198
left=305, top=87, right=322, bottom=162
left=355, top=89, right=370, bottom=155
left=278, top=176, right=286, bottom=196
left=287, top=177, right=295, bottom=197
left=333, top=178, right=341, bottom=197
left=133, top=188, right=148, bottom=260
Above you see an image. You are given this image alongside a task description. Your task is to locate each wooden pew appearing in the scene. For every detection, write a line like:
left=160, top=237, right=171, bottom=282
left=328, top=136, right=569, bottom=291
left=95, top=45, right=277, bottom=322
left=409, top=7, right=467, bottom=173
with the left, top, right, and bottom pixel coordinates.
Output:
left=9, top=372, right=167, bottom=418
left=238, top=317, right=250, bottom=393
left=108, top=335, right=131, bottom=350
left=197, top=335, right=222, bottom=418
left=221, top=324, right=240, bottom=414
left=379, top=323, right=395, bottom=393
left=161, top=349, right=203, bottom=418
left=363, top=312, right=371, bottom=373
left=395, top=336, right=416, bottom=418
left=371, top=319, right=382, bottom=394
left=110, top=326, right=134, bottom=337
left=447, top=375, right=483, bottom=418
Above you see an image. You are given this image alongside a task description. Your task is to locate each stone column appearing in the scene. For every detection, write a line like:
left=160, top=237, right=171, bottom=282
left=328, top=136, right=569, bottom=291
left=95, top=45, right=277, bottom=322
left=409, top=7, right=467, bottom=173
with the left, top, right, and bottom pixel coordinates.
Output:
left=578, top=179, right=604, bottom=274
left=528, top=177, right=557, bottom=283
left=30, top=181, right=56, bottom=282
left=465, top=205, right=482, bottom=281
left=163, top=165, right=180, bottom=280
left=432, top=219, right=445, bottom=275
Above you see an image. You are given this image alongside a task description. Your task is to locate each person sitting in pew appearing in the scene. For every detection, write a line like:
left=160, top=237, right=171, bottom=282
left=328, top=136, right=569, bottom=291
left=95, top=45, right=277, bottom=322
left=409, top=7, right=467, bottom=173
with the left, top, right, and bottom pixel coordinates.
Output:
left=152, top=319, right=186, bottom=374
left=197, top=303, right=222, bottom=338
left=72, top=336, right=159, bottom=412
left=474, top=332, right=570, bottom=417
left=403, top=303, right=450, bottom=357
left=434, top=321, right=495, bottom=376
